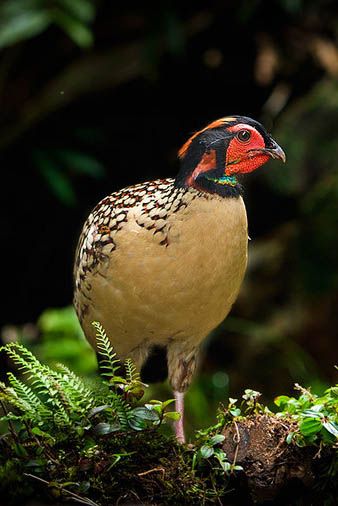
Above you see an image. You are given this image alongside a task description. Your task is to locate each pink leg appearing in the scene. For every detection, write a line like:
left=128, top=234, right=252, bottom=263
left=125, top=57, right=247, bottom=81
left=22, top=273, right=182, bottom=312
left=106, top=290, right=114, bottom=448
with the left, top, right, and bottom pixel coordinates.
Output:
left=174, top=391, right=185, bottom=443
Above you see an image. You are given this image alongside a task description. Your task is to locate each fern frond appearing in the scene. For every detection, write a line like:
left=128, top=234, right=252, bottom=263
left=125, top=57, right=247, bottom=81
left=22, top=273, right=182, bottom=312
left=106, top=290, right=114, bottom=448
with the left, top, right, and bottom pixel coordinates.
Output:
left=92, top=321, right=120, bottom=380
left=124, top=358, right=140, bottom=384
left=0, top=381, right=35, bottom=419
left=0, top=380, right=52, bottom=421
left=55, top=364, right=95, bottom=412
left=1, top=344, right=80, bottom=426
left=0, top=339, right=149, bottom=436
left=110, top=391, right=133, bottom=429
left=6, top=372, right=50, bottom=418
left=2, top=343, right=54, bottom=398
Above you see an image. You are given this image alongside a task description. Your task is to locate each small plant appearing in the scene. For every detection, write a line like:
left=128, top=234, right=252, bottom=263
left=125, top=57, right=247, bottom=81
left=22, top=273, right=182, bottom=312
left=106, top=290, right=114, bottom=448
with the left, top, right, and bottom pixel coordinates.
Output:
left=191, top=404, right=243, bottom=482
left=0, top=322, right=179, bottom=437
left=189, top=390, right=267, bottom=481
left=215, top=388, right=269, bottom=424
left=0, top=325, right=337, bottom=505
left=275, top=382, right=338, bottom=447
left=0, top=322, right=181, bottom=504
left=192, top=432, right=242, bottom=474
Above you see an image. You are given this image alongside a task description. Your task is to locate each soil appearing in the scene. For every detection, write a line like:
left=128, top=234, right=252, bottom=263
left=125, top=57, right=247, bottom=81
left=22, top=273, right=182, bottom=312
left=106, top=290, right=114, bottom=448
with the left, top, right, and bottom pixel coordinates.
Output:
left=221, top=414, right=334, bottom=504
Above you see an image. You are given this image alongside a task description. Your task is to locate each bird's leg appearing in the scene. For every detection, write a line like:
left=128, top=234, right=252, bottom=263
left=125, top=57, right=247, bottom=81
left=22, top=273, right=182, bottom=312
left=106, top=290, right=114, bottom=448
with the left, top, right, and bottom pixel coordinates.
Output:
left=174, top=390, right=185, bottom=443
left=167, top=341, right=199, bottom=444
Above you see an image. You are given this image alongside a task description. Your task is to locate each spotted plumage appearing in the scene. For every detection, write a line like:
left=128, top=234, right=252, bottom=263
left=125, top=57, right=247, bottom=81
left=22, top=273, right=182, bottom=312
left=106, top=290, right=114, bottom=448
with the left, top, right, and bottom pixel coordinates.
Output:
left=74, top=179, right=203, bottom=322
left=73, top=116, right=285, bottom=442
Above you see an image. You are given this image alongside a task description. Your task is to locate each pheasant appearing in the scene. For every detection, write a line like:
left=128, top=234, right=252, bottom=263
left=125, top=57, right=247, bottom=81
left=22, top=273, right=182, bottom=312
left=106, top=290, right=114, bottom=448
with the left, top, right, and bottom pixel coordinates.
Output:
left=73, top=116, right=285, bottom=442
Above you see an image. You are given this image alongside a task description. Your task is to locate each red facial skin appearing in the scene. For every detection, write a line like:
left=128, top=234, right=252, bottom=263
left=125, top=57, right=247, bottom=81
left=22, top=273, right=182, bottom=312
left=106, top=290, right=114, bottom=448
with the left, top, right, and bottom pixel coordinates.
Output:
left=179, top=121, right=276, bottom=189
left=225, top=124, right=269, bottom=175
left=184, top=124, right=269, bottom=190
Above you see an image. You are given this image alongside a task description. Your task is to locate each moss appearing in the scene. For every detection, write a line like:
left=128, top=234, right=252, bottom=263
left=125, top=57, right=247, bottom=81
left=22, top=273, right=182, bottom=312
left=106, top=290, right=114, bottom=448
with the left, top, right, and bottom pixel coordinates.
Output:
left=0, top=429, right=219, bottom=505
left=0, top=339, right=336, bottom=505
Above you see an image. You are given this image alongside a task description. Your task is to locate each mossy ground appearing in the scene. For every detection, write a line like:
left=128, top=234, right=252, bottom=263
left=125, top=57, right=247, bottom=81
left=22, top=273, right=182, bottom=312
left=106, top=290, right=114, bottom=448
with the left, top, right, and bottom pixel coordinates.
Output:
left=1, top=416, right=336, bottom=505
left=0, top=339, right=336, bottom=505
left=0, top=429, right=227, bottom=505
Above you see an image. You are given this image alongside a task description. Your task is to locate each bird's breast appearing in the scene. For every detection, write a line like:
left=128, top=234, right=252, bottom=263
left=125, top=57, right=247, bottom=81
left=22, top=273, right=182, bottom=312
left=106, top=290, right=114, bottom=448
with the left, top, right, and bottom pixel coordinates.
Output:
left=83, top=195, right=248, bottom=355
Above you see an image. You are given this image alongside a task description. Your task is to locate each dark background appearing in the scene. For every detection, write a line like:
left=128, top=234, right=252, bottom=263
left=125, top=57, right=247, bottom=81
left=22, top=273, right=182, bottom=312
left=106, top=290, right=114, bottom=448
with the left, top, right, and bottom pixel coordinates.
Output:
left=0, top=0, right=337, bottom=430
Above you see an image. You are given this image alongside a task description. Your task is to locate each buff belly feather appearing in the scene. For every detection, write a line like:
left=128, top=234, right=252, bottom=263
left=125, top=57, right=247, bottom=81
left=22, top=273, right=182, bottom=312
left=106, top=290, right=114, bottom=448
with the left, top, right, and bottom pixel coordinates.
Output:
left=80, top=195, right=248, bottom=362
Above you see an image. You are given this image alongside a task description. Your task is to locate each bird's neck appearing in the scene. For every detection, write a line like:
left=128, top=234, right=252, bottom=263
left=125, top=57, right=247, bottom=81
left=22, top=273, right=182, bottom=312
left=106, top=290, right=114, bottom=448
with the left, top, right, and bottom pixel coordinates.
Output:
left=175, top=148, right=242, bottom=198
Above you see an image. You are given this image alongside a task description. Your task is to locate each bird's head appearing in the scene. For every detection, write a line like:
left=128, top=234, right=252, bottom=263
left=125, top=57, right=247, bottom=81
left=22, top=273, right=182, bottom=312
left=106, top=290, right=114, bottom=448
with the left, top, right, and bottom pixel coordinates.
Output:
left=175, top=116, right=285, bottom=196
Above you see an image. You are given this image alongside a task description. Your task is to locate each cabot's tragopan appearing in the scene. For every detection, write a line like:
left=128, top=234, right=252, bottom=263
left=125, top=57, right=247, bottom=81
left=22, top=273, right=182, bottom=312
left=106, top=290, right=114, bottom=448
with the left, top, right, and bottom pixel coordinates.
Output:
left=74, top=116, right=285, bottom=442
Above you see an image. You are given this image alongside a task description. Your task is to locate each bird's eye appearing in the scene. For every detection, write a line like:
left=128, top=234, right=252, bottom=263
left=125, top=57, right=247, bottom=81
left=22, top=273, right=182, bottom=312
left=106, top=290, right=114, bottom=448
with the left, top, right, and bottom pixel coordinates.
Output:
left=237, top=130, right=251, bottom=142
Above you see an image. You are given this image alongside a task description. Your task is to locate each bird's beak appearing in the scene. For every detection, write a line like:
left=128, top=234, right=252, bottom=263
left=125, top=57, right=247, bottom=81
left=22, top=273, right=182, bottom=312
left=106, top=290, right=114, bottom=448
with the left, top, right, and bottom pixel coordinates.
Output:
left=263, top=140, right=286, bottom=163
left=248, top=141, right=286, bottom=163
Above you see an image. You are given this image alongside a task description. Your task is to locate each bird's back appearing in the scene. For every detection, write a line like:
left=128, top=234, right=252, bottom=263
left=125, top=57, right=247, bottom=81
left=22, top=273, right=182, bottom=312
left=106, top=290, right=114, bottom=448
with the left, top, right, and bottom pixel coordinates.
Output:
left=74, top=178, right=248, bottom=362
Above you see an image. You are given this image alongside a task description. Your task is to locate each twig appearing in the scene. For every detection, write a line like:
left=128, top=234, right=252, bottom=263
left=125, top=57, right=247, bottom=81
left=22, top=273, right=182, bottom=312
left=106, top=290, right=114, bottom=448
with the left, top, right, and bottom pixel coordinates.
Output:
left=313, top=440, right=323, bottom=459
left=24, top=473, right=99, bottom=506
left=138, top=467, right=165, bottom=478
left=232, top=421, right=241, bottom=470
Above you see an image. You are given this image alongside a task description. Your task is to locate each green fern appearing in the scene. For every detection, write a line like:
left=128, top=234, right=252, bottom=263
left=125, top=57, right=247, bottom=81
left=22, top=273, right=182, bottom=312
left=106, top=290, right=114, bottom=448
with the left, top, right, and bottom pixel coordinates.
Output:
left=125, top=358, right=140, bottom=384
left=0, top=322, right=169, bottom=438
left=0, top=381, right=35, bottom=420
left=6, top=372, right=50, bottom=419
left=2, top=343, right=60, bottom=398
left=109, top=390, right=133, bottom=429
left=1, top=344, right=66, bottom=424
left=55, top=363, right=94, bottom=411
left=0, top=343, right=92, bottom=427
left=92, top=321, right=121, bottom=382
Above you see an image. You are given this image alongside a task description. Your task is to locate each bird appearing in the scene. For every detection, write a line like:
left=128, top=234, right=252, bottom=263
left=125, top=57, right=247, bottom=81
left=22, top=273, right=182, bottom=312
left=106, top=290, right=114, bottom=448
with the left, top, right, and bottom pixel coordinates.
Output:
left=73, top=115, right=285, bottom=443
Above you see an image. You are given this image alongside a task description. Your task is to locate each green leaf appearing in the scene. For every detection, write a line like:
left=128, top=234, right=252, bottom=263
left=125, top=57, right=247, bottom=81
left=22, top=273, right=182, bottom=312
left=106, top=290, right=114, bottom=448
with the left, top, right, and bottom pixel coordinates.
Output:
left=161, top=399, right=176, bottom=409
left=0, top=11, right=51, bottom=49
left=13, top=443, right=28, bottom=457
left=200, top=445, right=214, bottom=459
left=56, top=150, right=104, bottom=178
left=31, top=426, right=55, bottom=444
left=58, top=0, right=96, bottom=22
left=1, top=0, right=41, bottom=17
left=132, top=407, right=159, bottom=422
left=92, top=322, right=120, bottom=381
left=232, top=465, right=244, bottom=471
left=327, top=386, right=338, bottom=397
left=274, top=395, right=290, bottom=408
left=303, top=405, right=324, bottom=417
left=286, top=432, right=294, bottom=444
left=209, top=434, right=225, bottom=446
left=94, top=422, right=120, bottom=435
left=26, top=458, right=46, bottom=469
left=128, top=416, right=147, bottom=431
left=88, top=405, right=110, bottom=417
left=322, top=421, right=338, bottom=438
left=53, top=10, right=93, bottom=48
left=299, top=418, right=323, bottom=436
left=125, top=385, right=145, bottom=401
left=220, top=461, right=231, bottom=472
left=145, top=403, right=162, bottom=414
left=34, top=151, right=76, bottom=206
left=111, top=377, right=127, bottom=384
left=163, top=411, right=180, bottom=421
left=213, top=450, right=231, bottom=472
